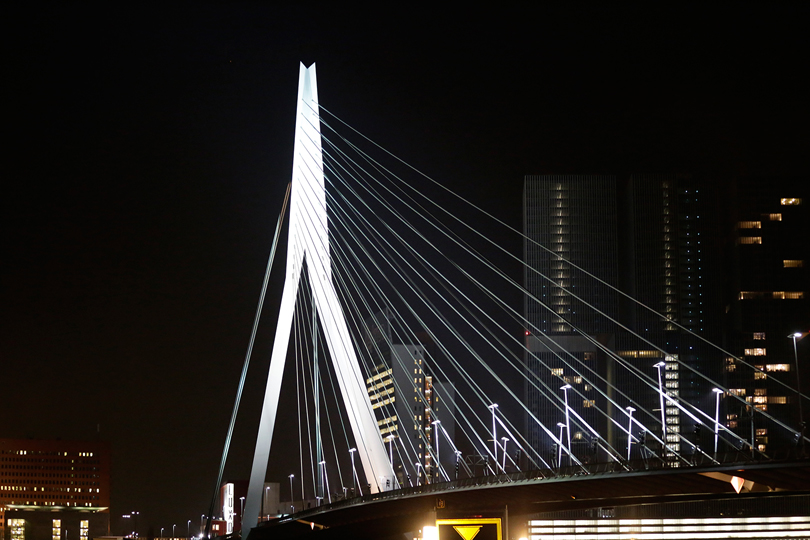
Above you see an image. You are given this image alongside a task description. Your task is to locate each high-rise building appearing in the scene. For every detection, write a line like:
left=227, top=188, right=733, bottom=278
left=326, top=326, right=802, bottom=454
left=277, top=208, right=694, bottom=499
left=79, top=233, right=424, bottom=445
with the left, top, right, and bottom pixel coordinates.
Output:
left=523, top=175, right=619, bottom=464
left=363, top=310, right=455, bottom=487
left=0, top=438, right=111, bottom=540
left=722, top=176, right=809, bottom=454
left=523, top=174, right=723, bottom=465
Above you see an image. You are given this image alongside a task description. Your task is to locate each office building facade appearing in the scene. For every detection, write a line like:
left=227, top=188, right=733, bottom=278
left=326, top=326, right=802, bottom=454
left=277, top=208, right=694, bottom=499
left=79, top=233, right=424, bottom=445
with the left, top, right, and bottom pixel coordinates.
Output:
left=0, top=439, right=111, bottom=540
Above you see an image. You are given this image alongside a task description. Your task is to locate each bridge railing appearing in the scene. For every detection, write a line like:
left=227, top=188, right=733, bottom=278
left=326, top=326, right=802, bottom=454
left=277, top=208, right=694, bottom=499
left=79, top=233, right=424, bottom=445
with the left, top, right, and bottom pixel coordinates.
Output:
left=282, top=449, right=803, bottom=522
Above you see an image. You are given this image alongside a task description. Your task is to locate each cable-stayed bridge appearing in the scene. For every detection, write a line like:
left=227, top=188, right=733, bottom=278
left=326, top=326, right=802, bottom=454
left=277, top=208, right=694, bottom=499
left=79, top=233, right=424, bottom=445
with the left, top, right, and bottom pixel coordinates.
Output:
left=209, top=63, right=809, bottom=540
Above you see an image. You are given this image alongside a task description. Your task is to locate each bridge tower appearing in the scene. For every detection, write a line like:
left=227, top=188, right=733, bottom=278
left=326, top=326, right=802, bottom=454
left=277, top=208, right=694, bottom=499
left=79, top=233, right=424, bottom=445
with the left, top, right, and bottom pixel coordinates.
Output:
left=242, top=63, right=395, bottom=529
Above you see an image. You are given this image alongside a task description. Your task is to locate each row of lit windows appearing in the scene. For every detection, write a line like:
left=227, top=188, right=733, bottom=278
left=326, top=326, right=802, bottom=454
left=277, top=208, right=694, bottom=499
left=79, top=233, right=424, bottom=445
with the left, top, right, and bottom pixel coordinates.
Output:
left=784, top=259, right=803, bottom=267
left=781, top=198, right=802, bottom=205
left=365, top=368, right=392, bottom=385
left=737, top=236, right=762, bottom=244
left=0, top=451, right=95, bottom=458
left=739, top=291, right=804, bottom=300
left=744, top=348, right=766, bottom=356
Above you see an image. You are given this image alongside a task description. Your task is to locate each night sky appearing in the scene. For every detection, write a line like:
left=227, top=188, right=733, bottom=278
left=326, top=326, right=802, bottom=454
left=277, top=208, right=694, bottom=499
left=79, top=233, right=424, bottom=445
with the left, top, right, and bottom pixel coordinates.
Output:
left=4, top=4, right=808, bottom=534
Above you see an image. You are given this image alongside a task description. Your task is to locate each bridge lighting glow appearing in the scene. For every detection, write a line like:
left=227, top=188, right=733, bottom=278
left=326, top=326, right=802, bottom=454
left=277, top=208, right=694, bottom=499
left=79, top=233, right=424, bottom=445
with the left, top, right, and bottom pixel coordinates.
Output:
left=422, top=525, right=438, bottom=540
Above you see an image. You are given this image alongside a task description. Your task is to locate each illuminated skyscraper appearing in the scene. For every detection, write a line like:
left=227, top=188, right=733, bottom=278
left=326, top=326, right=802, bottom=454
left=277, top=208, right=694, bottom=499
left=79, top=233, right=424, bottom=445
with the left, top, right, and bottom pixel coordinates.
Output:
left=523, top=174, right=723, bottom=463
left=722, top=176, right=809, bottom=454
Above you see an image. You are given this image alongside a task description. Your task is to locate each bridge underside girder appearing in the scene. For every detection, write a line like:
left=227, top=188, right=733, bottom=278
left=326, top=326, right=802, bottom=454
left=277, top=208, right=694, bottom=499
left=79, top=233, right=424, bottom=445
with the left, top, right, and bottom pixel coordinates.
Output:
left=246, top=461, right=810, bottom=540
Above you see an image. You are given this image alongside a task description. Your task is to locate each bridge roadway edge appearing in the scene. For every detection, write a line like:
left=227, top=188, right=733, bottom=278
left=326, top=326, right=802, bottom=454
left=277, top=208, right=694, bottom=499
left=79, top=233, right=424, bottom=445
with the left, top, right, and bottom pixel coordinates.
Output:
left=245, top=460, right=810, bottom=539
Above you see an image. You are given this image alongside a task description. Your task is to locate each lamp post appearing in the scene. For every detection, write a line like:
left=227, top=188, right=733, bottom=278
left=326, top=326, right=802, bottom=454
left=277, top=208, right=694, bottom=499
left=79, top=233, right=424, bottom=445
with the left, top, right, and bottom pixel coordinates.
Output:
left=160, top=528, right=164, bottom=539
left=386, top=435, right=395, bottom=468
left=712, top=388, right=723, bottom=456
left=626, top=406, right=635, bottom=461
left=488, top=404, right=499, bottom=468
left=288, top=474, right=295, bottom=512
left=133, top=512, right=139, bottom=539
left=415, top=462, right=423, bottom=486
left=187, top=520, right=191, bottom=539
left=349, top=448, right=361, bottom=496
left=561, top=384, right=572, bottom=465
left=319, top=461, right=331, bottom=503
left=432, top=420, right=441, bottom=481
left=556, top=422, right=565, bottom=468
left=239, top=497, right=245, bottom=528
left=654, top=361, right=668, bottom=445
left=790, top=332, right=806, bottom=456
left=172, top=524, right=176, bottom=539
left=501, top=437, right=509, bottom=472
left=264, top=486, right=269, bottom=521
left=199, top=516, right=204, bottom=539
left=455, top=450, right=462, bottom=480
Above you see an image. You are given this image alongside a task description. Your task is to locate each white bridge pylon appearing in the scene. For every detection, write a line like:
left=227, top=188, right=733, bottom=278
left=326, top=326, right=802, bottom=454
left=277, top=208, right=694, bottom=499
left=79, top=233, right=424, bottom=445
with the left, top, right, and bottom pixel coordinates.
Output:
left=243, top=63, right=396, bottom=529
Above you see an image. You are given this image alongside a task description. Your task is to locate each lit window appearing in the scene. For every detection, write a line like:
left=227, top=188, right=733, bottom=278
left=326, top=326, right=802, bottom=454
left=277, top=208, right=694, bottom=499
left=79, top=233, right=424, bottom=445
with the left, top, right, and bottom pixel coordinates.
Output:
left=583, top=399, right=595, bottom=408
left=754, top=371, right=768, bottom=380
left=753, top=332, right=766, bottom=340
left=744, top=348, right=767, bottom=356
left=781, top=198, right=802, bottom=205
left=551, top=368, right=563, bottom=376
left=774, top=291, right=804, bottom=299
left=764, top=213, right=782, bottom=220
left=737, top=236, right=762, bottom=244
left=769, top=396, right=788, bottom=404
left=783, top=260, right=804, bottom=268
left=765, top=364, right=790, bottom=372
left=728, top=388, right=746, bottom=396
left=737, top=221, right=761, bottom=228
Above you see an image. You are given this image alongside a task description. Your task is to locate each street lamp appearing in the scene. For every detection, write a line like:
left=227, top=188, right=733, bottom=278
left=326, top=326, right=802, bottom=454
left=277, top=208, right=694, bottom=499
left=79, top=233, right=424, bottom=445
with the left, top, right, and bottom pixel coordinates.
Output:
left=187, top=520, right=191, bottom=539
left=561, top=384, right=572, bottom=466
left=172, top=524, right=176, bottom=539
left=432, top=420, right=441, bottom=480
left=319, top=460, right=331, bottom=503
left=501, top=437, right=509, bottom=472
left=349, top=448, right=361, bottom=496
left=199, top=516, right=204, bottom=539
left=288, top=474, right=295, bottom=513
left=626, top=406, right=636, bottom=461
left=415, top=462, right=423, bottom=486
left=160, top=528, right=164, bottom=539
left=488, top=404, right=499, bottom=467
left=713, top=388, right=723, bottom=456
left=654, top=361, right=668, bottom=444
left=386, top=434, right=395, bottom=468
left=239, top=497, right=245, bottom=527
left=133, top=512, right=139, bottom=539
left=790, top=332, right=806, bottom=456
left=556, top=423, right=566, bottom=468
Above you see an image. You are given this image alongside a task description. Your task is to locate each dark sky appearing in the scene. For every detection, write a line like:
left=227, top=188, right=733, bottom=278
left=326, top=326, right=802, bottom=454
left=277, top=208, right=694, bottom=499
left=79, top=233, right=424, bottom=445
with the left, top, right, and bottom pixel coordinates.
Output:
left=3, top=3, right=808, bottom=534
